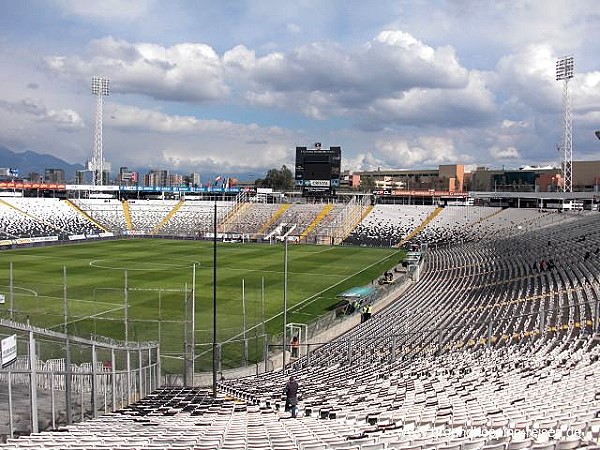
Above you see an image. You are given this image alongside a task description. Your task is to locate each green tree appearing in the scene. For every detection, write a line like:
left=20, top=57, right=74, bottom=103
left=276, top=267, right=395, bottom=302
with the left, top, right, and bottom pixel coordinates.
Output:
left=360, top=176, right=376, bottom=193
left=256, top=165, right=294, bottom=191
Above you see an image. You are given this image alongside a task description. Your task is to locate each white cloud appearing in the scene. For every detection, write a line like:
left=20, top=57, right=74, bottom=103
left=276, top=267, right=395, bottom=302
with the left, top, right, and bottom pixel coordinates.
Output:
left=287, top=23, right=302, bottom=34
left=366, top=70, right=496, bottom=128
left=243, top=29, right=471, bottom=120
left=392, top=0, right=600, bottom=70
left=343, top=152, right=382, bottom=172
left=574, top=71, right=600, bottom=114
left=100, top=103, right=292, bottom=173
left=243, top=90, right=287, bottom=109
left=56, top=0, right=153, bottom=21
left=501, top=120, right=528, bottom=129
left=495, top=44, right=561, bottom=111
left=223, top=45, right=256, bottom=71
left=106, top=103, right=270, bottom=136
left=1, top=2, right=598, bottom=178
left=490, top=145, right=521, bottom=160
left=350, top=136, right=473, bottom=170
left=0, top=98, right=84, bottom=130
left=45, top=37, right=230, bottom=103
left=43, top=30, right=486, bottom=128
left=486, top=0, right=597, bottom=52
left=577, top=110, right=600, bottom=127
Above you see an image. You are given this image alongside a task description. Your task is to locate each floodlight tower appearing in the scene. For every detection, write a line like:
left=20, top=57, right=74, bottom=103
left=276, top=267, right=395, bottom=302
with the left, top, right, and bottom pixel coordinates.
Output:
left=89, top=76, right=110, bottom=185
left=556, top=56, right=574, bottom=192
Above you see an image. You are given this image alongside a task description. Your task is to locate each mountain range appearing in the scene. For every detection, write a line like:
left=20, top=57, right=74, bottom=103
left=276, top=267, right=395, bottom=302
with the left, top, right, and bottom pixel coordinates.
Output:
left=0, top=146, right=84, bottom=181
left=0, top=146, right=260, bottom=183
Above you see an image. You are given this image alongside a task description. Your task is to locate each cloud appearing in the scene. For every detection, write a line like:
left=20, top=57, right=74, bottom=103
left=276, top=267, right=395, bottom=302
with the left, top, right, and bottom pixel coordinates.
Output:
left=1, top=2, right=598, bottom=177
left=106, top=103, right=275, bottom=136
left=0, top=98, right=84, bottom=130
left=100, top=103, right=293, bottom=173
left=223, top=45, right=256, bottom=71
left=55, top=0, right=153, bottom=21
left=367, top=30, right=467, bottom=90
left=34, top=28, right=595, bottom=173
left=489, top=145, right=521, bottom=160
left=343, top=151, right=383, bottom=172
left=235, top=30, right=473, bottom=122
left=365, top=70, right=496, bottom=128
left=345, top=136, right=474, bottom=170
left=286, top=23, right=302, bottom=34
left=43, top=29, right=481, bottom=127
left=483, top=0, right=597, bottom=51
left=501, top=120, right=528, bottom=130
left=45, top=36, right=230, bottom=103
left=489, top=43, right=600, bottom=164
left=574, top=71, right=600, bottom=114
left=494, top=44, right=561, bottom=112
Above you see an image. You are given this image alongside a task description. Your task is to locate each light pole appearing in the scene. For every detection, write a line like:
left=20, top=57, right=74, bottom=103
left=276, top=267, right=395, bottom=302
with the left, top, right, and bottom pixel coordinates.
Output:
left=212, top=200, right=218, bottom=397
left=90, top=76, right=110, bottom=186
left=556, top=56, right=574, bottom=193
left=596, top=132, right=600, bottom=194
left=282, top=235, right=288, bottom=370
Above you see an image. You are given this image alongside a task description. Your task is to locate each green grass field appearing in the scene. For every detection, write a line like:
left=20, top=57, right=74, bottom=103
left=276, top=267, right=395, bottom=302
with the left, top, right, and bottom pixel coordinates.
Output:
left=0, top=239, right=402, bottom=372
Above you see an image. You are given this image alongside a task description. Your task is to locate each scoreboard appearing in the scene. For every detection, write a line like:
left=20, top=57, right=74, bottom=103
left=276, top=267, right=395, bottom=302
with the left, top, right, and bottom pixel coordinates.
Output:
left=295, top=143, right=341, bottom=197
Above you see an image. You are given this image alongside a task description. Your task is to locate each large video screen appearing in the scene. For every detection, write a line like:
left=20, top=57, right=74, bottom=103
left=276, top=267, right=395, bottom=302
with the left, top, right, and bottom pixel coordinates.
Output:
left=295, top=145, right=341, bottom=197
left=305, top=162, right=332, bottom=179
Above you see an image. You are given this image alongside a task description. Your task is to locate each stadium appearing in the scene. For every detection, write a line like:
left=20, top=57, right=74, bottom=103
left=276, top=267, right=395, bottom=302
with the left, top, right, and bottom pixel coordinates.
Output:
left=1, top=142, right=600, bottom=450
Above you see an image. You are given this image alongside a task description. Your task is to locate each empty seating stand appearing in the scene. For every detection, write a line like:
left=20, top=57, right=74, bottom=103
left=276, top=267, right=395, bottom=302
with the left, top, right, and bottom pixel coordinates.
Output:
left=2, top=210, right=600, bottom=449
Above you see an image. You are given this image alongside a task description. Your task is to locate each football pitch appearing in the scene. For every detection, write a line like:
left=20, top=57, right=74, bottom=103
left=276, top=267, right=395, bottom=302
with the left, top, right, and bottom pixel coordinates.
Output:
left=0, top=239, right=402, bottom=372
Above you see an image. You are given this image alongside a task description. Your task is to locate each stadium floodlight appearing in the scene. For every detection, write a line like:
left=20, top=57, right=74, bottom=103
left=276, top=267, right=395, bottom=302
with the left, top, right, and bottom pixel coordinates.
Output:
left=556, top=56, right=574, bottom=193
left=555, top=57, right=574, bottom=81
left=91, top=76, right=110, bottom=95
left=90, top=76, right=110, bottom=186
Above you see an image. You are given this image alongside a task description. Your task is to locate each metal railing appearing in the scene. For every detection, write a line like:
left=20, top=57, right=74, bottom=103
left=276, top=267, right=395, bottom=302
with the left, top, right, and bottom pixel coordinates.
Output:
left=0, top=319, right=159, bottom=440
left=188, top=270, right=416, bottom=375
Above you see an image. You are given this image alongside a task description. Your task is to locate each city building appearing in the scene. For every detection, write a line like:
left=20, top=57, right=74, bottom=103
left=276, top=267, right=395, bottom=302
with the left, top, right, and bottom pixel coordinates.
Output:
left=144, top=169, right=169, bottom=187
left=469, top=161, right=600, bottom=192
left=44, top=168, right=66, bottom=184
left=342, top=164, right=465, bottom=193
left=186, top=172, right=201, bottom=187
left=118, top=167, right=139, bottom=186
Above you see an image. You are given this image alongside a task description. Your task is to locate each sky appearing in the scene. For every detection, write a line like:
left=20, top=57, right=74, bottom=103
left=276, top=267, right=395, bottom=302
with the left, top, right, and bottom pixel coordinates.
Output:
left=0, top=0, right=599, bottom=181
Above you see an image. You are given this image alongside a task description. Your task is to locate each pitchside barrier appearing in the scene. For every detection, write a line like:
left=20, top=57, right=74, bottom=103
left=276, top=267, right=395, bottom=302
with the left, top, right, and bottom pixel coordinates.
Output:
left=262, top=270, right=414, bottom=368
left=0, top=319, right=159, bottom=440
left=189, top=268, right=417, bottom=384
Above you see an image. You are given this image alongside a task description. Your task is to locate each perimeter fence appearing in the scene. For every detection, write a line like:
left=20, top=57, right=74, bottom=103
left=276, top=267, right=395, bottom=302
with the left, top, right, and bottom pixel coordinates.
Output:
left=0, top=319, right=159, bottom=440
left=191, top=268, right=416, bottom=379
